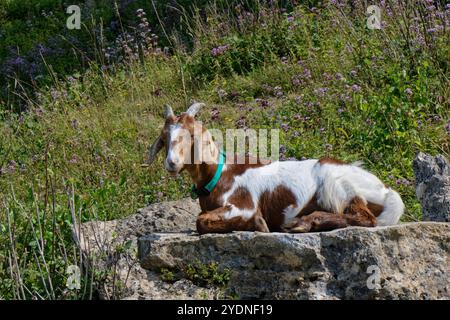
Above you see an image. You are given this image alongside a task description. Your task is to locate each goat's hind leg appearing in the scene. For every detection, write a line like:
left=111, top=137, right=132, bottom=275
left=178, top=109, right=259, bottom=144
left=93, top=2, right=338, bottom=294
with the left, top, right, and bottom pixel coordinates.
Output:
left=196, top=206, right=269, bottom=235
left=286, top=211, right=349, bottom=233
left=286, top=197, right=377, bottom=233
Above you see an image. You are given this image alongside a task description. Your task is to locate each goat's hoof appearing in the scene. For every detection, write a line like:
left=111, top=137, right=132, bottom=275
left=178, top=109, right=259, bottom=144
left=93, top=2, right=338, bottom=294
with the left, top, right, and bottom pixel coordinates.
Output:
left=254, top=216, right=270, bottom=233
left=288, top=222, right=311, bottom=233
left=289, top=226, right=309, bottom=233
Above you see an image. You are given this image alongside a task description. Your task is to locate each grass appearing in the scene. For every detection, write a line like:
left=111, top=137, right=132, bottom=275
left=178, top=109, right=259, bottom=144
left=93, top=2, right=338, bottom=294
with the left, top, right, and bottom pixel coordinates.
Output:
left=0, top=0, right=449, bottom=299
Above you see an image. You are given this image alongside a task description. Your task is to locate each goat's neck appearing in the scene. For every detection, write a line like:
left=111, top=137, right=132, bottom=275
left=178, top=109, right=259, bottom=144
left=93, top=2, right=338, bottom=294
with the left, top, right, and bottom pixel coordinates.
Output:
left=185, top=130, right=221, bottom=188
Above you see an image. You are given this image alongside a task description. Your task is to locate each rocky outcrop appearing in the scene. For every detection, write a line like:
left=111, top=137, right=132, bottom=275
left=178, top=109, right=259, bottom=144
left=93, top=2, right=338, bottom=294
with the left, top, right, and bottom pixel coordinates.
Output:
left=80, top=199, right=449, bottom=300
left=79, top=198, right=216, bottom=299
left=413, top=152, right=450, bottom=222
left=138, top=222, right=450, bottom=300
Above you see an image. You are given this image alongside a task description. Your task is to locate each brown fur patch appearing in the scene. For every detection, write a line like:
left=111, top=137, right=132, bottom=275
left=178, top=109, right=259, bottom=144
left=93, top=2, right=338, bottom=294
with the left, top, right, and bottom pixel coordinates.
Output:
left=297, top=194, right=325, bottom=217
left=367, top=202, right=383, bottom=217
left=318, top=157, right=346, bottom=165
left=258, top=185, right=297, bottom=232
left=227, top=187, right=254, bottom=210
left=344, top=197, right=377, bottom=227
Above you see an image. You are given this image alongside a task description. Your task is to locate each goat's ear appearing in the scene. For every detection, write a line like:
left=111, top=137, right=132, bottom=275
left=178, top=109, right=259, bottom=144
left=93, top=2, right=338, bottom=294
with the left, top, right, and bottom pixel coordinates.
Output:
left=165, top=104, right=174, bottom=118
left=147, top=136, right=164, bottom=165
left=186, top=102, right=205, bottom=117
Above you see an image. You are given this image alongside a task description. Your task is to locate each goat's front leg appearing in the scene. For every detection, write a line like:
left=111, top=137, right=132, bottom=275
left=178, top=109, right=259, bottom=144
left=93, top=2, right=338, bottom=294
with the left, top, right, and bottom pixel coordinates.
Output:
left=196, top=206, right=269, bottom=235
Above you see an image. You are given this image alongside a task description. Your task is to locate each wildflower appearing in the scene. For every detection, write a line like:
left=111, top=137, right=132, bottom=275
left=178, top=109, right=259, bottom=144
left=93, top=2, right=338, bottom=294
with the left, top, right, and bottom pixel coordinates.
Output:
left=211, top=45, right=229, bottom=57
left=279, top=145, right=287, bottom=156
left=69, top=155, right=79, bottom=164
left=351, top=84, right=361, bottom=92
left=280, top=123, right=290, bottom=132
left=210, top=107, right=220, bottom=120
left=291, top=76, right=301, bottom=86
left=71, top=119, right=79, bottom=130
left=322, top=72, right=332, bottom=81
left=255, top=98, right=270, bottom=108
left=314, top=87, right=328, bottom=97
left=430, top=115, right=440, bottom=123
left=335, top=73, right=345, bottom=81
left=217, top=89, right=227, bottom=98
left=235, top=116, right=247, bottom=129
left=7, top=160, right=17, bottom=173
left=404, top=88, right=413, bottom=96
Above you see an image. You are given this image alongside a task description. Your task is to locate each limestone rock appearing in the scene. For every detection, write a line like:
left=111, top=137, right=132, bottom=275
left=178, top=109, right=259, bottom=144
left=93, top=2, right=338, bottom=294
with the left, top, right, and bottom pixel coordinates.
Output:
left=79, top=198, right=214, bottom=299
left=413, top=152, right=450, bottom=222
left=138, top=222, right=450, bottom=299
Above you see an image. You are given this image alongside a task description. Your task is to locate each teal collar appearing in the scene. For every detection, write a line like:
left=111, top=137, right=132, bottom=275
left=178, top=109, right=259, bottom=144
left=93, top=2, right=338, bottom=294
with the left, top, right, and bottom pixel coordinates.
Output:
left=191, top=150, right=225, bottom=199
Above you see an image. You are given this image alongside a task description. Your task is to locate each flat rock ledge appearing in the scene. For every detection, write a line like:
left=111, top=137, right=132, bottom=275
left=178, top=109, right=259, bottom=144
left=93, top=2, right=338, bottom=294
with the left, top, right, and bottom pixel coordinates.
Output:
left=80, top=199, right=449, bottom=300
left=138, top=222, right=449, bottom=300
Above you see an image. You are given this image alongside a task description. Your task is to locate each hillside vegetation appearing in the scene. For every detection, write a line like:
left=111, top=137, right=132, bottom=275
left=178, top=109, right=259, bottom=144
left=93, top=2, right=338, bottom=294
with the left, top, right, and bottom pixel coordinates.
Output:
left=0, top=0, right=449, bottom=299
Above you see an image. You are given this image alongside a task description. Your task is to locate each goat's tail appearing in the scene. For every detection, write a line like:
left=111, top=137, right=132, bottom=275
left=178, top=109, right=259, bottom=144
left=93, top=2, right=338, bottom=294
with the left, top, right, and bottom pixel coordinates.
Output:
left=376, top=189, right=405, bottom=226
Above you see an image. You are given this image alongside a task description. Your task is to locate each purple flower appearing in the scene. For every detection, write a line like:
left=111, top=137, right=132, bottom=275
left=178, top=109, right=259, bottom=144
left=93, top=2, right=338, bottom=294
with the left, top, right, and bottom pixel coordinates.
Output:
left=210, top=107, right=220, bottom=120
left=279, top=145, right=287, bottom=156
left=335, top=73, right=345, bottom=81
left=211, top=45, right=229, bottom=57
left=314, top=87, right=328, bottom=97
left=69, top=155, right=79, bottom=164
left=350, top=84, right=361, bottom=92
left=404, top=88, right=413, bottom=96
left=280, top=123, right=290, bottom=132
left=255, top=98, right=270, bottom=108
left=235, top=116, right=247, bottom=129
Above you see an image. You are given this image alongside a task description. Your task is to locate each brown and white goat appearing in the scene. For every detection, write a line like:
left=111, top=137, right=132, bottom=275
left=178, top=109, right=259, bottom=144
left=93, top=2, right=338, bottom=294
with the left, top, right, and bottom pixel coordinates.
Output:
left=147, top=103, right=404, bottom=234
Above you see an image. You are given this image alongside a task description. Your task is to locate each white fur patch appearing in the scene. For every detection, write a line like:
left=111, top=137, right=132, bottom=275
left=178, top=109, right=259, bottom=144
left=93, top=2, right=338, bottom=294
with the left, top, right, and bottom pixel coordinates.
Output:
left=224, top=205, right=255, bottom=220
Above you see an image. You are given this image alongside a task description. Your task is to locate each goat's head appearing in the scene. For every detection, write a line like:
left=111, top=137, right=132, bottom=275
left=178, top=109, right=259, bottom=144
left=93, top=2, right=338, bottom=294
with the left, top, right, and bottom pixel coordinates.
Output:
left=147, top=102, right=218, bottom=175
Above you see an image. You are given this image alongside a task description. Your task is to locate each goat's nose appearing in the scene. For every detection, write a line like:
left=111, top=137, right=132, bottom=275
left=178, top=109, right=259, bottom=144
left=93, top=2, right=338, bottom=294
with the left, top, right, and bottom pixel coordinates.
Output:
left=167, top=159, right=176, bottom=168
left=166, top=157, right=180, bottom=170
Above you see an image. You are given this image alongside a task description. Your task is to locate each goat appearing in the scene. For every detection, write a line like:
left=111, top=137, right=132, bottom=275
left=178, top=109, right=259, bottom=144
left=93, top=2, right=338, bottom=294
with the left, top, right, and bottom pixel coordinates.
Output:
left=147, top=102, right=404, bottom=234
